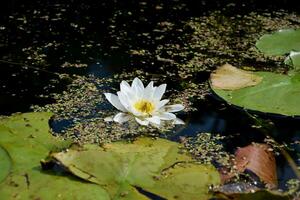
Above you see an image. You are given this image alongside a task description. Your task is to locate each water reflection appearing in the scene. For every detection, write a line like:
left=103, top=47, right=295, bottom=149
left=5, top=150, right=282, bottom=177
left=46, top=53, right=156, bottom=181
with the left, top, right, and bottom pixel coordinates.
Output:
left=170, top=111, right=226, bottom=140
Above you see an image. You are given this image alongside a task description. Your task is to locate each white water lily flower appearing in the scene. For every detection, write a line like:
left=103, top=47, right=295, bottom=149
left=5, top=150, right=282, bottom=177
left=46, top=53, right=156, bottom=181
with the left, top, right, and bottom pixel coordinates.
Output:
left=104, top=77, right=185, bottom=126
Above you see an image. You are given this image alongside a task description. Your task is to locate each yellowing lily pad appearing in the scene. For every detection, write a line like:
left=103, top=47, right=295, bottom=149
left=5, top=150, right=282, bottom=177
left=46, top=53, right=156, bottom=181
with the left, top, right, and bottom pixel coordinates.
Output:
left=210, top=65, right=300, bottom=117
left=210, top=64, right=263, bottom=90
left=49, top=137, right=221, bottom=200
left=0, top=112, right=110, bottom=200
left=256, top=29, right=300, bottom=56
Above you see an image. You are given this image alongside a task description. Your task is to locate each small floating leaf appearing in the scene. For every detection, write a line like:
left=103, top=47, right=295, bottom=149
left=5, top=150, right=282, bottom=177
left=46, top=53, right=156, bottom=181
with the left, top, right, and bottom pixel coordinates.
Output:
left=210, top=65, right=300, bottom=116
left=210, top=64, right=263, bottom=90
left=49, top=137, right=221, bottom=200
left=285, top=51, right=300, bottom=72
left=256, top=29, right=300, bottom=56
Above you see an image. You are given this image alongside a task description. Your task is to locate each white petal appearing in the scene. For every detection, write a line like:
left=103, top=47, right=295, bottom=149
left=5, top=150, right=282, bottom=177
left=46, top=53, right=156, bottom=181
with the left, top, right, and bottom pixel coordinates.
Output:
left=146, top=116, right=161, bottom=125
left=135, top=117, right=149, bottom=126
left=117, top=91, right=132, bottom=109
left=113, top=113, right=131, bottom=124
left=118, top=91, right=143, bottom=116
left=120, top=81, right=138, bottom=103
left=104, top=116, right=114, bottom=122
left=164, top=104, right=184, bottom=113
left=104, top=93, right=127, bottom=112
left=158, top=112, right=176, bottom=120
left=155, top=99, right=169, bottom=110
left=146, top=81, right=154, bottom=89
left=153, top=84, right=166, bottom=101
left=132, top=77, right=144, bottom=95
left=143, top=81, right=155, bottom=99
left=120, top=80, right=131, bottom=93
left=173, top=118, right=185, bottom=125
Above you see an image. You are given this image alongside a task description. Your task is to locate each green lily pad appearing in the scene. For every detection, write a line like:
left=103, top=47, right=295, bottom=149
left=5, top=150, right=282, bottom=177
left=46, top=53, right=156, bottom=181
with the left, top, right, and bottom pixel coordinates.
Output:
left=256, top=29, right=300, bottom=56
left=0, top=144, right=11, bottom=183
left=0, top=112, right=110, bottom=200
left=210, top=65, right=300, bottom=117
left=49, top=137, right=221, bottom=200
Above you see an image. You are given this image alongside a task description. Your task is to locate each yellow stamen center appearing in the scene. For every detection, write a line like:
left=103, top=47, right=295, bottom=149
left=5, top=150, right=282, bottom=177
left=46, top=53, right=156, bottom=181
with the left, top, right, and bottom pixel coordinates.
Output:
left=134, top=100, right=155, bottom=114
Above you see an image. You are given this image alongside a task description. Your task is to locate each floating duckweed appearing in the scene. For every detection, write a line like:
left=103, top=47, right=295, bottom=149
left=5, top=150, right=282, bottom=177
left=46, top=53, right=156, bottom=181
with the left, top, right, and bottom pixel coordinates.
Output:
left=33, top=75, right=177, bottom=144
left=286, top=179, right=300, bottom=195
left=32, top=75, right=107, bottom=120
left=182, top=132, right=232, bottom=166
left=154, top=10, right=300, bottom=80
left=60, top=62, right=88, bottom=68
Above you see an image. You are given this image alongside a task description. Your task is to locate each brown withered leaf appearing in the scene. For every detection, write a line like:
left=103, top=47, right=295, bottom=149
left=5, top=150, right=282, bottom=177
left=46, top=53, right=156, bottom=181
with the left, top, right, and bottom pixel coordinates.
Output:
left=235, top=143, right=277, bottom=188
left=219, top=143, right=277, bottom=189
left=210, top=64, right=263, bottom=90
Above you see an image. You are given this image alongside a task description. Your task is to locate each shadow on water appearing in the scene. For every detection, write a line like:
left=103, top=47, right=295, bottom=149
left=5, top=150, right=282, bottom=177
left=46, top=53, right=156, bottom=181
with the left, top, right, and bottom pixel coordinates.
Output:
left=1, top=0, right=300, bottom=196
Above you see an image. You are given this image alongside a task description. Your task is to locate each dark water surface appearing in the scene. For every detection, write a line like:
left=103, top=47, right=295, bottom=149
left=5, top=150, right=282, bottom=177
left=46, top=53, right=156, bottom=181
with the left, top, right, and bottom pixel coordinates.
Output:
left=1, top=0, right=300, bottom=193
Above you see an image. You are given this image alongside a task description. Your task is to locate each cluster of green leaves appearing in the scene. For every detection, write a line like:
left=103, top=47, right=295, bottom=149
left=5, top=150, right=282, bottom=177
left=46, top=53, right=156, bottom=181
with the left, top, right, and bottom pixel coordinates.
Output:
left=0, top=112, right=110, bottom=199
left=211, top=29, right=300, bottom=117
left=256, top=28, right=300, bottom=71
left=0, top=112, right=220, bottom=200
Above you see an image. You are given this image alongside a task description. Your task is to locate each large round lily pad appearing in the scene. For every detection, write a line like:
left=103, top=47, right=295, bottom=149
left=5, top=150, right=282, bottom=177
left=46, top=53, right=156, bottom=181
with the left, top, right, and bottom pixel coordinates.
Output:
left=256, top=29, right=300, bottom=56
left=49, top=137, right=221, bottom=200
left=210, top=65, right=300, bottom=117
left=0, top=112, right=110, bottom=200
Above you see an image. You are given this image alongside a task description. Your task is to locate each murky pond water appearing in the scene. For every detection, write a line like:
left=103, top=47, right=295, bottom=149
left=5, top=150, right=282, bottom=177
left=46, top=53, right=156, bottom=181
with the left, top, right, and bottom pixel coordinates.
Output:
left=1, top=0, right=300, bottom=195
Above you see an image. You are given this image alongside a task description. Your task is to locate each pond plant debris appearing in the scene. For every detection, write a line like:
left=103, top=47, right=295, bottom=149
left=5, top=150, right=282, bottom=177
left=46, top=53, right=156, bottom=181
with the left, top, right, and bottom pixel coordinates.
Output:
left=104, top=77, right=185, bottom=127
left=210, top=64, right=263, bottom=90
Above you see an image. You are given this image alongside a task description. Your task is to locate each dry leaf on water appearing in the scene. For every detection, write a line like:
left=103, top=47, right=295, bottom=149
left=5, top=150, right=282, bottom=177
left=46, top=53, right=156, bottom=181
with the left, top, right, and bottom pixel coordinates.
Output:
left=234, top=143, right=277, bottom=188
left=220, top=143, right=277, bottom=189
left=210, top=64, right=263, bottom=90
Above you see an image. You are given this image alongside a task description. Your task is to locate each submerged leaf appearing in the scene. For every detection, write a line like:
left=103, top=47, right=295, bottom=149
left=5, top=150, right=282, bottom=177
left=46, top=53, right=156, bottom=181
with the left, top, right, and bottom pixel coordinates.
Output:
left=49, top=137, right=221, bottom=200
left=0, top=112, right=110, bottom=200
left=220, top=143, right=277, bottom=189
left=210, top=65, right=300, bottom=116
left=235, top=143, right=277, bottom=188
left=256, top=29, right=300, bottom=56
left=210, top=64, right=263, bottom=90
